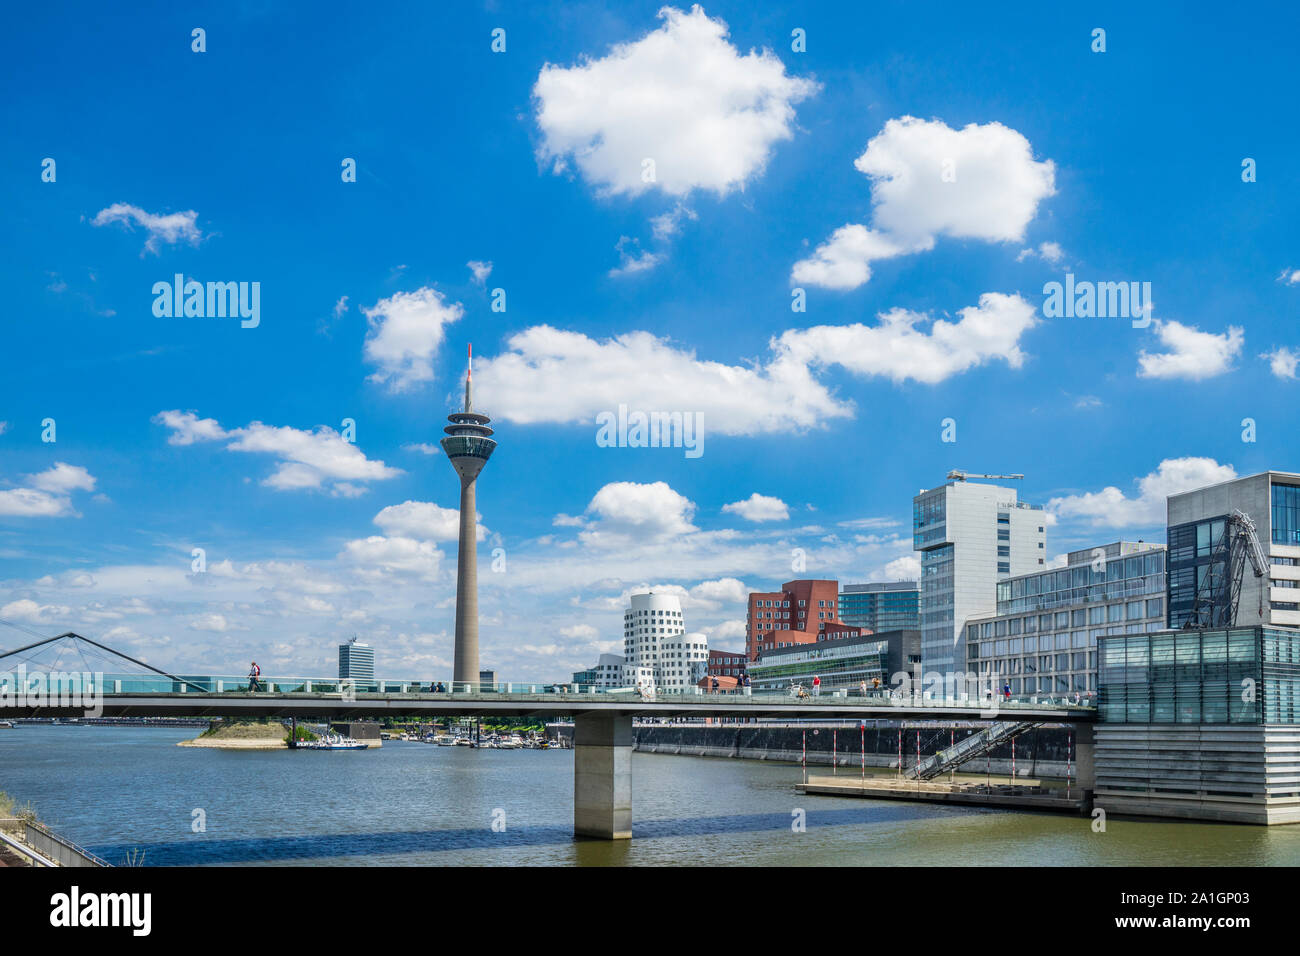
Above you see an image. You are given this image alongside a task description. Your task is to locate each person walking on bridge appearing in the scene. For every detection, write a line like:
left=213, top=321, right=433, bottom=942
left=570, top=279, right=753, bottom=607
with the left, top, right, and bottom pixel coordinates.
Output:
left=812, top=674, right=821, bottom=697
left=248, top=661, right=262, bottom=693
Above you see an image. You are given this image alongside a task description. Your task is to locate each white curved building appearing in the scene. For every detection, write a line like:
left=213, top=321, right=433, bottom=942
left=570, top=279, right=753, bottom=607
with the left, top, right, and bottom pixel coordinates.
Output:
left=623, top=592, right=707, bottom=693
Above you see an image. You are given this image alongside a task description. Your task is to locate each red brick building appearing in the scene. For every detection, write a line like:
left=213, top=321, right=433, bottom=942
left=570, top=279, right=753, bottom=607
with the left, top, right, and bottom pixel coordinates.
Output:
left=706, top=649, right=747, bottom=680
left=746, top=579, right=866, bottom=660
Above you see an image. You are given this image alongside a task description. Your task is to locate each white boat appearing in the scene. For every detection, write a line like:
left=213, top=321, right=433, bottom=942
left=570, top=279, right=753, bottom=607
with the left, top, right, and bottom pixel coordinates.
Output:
left=300, top=732, right=367, bottom=751
left=433, top=734, right=456, bottom=746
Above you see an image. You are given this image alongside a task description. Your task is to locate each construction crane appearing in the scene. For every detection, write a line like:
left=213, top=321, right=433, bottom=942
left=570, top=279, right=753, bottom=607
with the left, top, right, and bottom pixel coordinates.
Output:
left=946, top=470, right=1025, bottom=482
left=1185, top=508, right=1268, bottom=628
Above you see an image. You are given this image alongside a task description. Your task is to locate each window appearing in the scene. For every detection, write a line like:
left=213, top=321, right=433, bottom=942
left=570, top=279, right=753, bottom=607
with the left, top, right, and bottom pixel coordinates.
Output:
left=1273, top=484, right=1300, bottom=546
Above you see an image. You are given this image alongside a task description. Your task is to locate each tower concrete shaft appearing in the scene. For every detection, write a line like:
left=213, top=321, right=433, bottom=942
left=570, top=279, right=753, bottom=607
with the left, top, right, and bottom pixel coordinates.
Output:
left=453, top=474, right=480, bottom=685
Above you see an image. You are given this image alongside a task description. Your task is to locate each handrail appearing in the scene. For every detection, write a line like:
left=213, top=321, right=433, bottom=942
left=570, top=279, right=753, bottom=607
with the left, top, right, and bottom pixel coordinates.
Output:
left=0, top=828, right=56, bottom=867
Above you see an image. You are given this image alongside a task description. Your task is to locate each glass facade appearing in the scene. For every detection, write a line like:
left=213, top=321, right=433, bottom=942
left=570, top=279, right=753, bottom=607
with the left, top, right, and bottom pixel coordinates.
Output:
left=748, top=639, right=890, bottom=691
left=1167, top=516, right=1230, bottom=628
left=839, top=584, right=920, bottom=632
left=966, top=546, right=1166, bottom=696
left=920, top=544, right=954, bottom=668
left=1099, top=626, right=1300, bottom=724
left=1273, top=483, right=1300, bottom=546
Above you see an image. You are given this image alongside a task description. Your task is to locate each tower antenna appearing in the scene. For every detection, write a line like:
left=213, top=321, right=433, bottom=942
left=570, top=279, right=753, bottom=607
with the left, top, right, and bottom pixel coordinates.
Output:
left=465, top=343, right=473, bottom=414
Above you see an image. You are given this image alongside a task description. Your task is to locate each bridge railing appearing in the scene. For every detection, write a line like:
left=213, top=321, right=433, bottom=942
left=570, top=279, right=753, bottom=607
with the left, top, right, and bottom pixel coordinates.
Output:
left=49, top=673, right=1095, bottom=710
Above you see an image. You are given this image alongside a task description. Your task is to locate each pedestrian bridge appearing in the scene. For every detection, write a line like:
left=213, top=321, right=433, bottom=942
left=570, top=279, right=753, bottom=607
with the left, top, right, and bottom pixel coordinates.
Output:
left=0, top=685, right=1096, bottom=722
left=0, top=631, right=1097, bottom=840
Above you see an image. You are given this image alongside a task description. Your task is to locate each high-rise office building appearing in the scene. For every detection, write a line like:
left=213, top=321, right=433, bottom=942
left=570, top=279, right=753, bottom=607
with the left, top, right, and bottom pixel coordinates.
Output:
left=622, top=592, right=706, bottom=693
left=913, top=478, right=1047, bottom=674
left=338, top=638, right=374, bottom=681
left=441, top=344, right=497, bottom=686
left=1166, top=471, right=1300, bottom=629
left=839, top=581, right=920, bottom=632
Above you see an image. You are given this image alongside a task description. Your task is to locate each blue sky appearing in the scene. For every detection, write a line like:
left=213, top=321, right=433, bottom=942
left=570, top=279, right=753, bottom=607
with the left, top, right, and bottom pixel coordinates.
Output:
left=2, top=1, right=1298, bottom=680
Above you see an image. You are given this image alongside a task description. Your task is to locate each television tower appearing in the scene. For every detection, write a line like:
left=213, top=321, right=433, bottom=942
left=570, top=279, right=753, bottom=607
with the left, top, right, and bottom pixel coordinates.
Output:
left=441, top=344, right=497, bottom=687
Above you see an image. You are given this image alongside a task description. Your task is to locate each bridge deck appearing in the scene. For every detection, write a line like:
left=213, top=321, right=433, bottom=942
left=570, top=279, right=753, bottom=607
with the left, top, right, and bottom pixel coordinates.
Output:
left=6, top=691, right=1097, bottom=721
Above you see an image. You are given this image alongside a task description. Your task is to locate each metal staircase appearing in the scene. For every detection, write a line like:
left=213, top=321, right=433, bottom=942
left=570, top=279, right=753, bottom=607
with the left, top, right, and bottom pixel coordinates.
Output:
left=904, top=721, right=1043, bottom=780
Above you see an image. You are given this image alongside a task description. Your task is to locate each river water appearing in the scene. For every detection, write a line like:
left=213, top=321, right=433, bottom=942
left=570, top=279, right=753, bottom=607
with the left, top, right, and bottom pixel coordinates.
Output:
left=3, top=725, right=1299, bottom=866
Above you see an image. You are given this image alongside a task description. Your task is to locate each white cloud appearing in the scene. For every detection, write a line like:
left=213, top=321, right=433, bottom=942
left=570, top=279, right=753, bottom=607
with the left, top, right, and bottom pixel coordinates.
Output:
left=870, top=555, right=921, bottom=582
left=474, top=325, right=850, bottom=435
left=474, top=295, right=1031, bottom=436
left=1017, top=241, right=1065, bottom=264
left=1262, top=346, right=1300, bottom=380
left=609, top=236, right=664, bottom=277
left=0, top=421, right=8, bottom=436
left=373, top=500, right=485, bottom=542
left=533, top=5, right=817, bottom=199
left=650, top=203, right=697, bottom=240
left=704, top=619, right=747, bottom=644
left=1137, top=320, right=1244, bottom=380
left=189, top=613, right=229, bottom=632
left=774, top=292, right=1039, bottom=385
left=793, top=116, right=1056, bottom=289
left=402, top=443, right=440, bottom=455
left=28, top=463, right=96, bottom=494
left=687, top=577, right=750, bottom=609
left=467, top=261, right=493, bottom=285
left=340, top=535, right=442, bottom=581
left=576, top=481, right=698, bottom=547
left=722, top=493, right=789, bottom=522
left=362, top=287, right=463, bottom=392
left=1048, top=457, right=1237, bottom=528
left=790, top=225, right=910, bottom=290
left=152, top=410, right=227, bottom=446
left=91, top=203, right=202, bottom=255
left=1278, top=268, right=1300, bottom=286
left=0, top=598, right=71, bottom=623
left=154, top=411, right=402, bottom=494
left=0, top=489, right=74, bottom=518
left=0, top=462, right=98, bottom=518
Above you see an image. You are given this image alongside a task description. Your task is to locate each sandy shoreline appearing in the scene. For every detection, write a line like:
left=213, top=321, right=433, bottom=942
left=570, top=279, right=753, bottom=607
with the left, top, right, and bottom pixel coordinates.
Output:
left=177, top=737, right=288, bottom=749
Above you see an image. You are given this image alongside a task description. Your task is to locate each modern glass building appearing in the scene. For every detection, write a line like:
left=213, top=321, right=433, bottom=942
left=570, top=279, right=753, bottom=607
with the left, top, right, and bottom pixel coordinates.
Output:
left=964, top=541, right=1165, bottom=697
left=1094, top=624, right=1300, bottom=823
left=1166, top=471, right=1300, bottom=630
left=747, top=630, right=920, bottom=692
left=1097, top=627, right=1296, bottom=724
left=913, top=480, right=1046, bottom=675
left=839, top=582, right=920, bottom=632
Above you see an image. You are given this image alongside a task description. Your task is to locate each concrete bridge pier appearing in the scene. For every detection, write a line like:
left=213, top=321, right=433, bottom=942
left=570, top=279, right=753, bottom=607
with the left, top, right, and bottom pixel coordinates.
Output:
left=573, top=712, right=633, bottom=840
left=1074, top=723, right=1096, bottom=792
